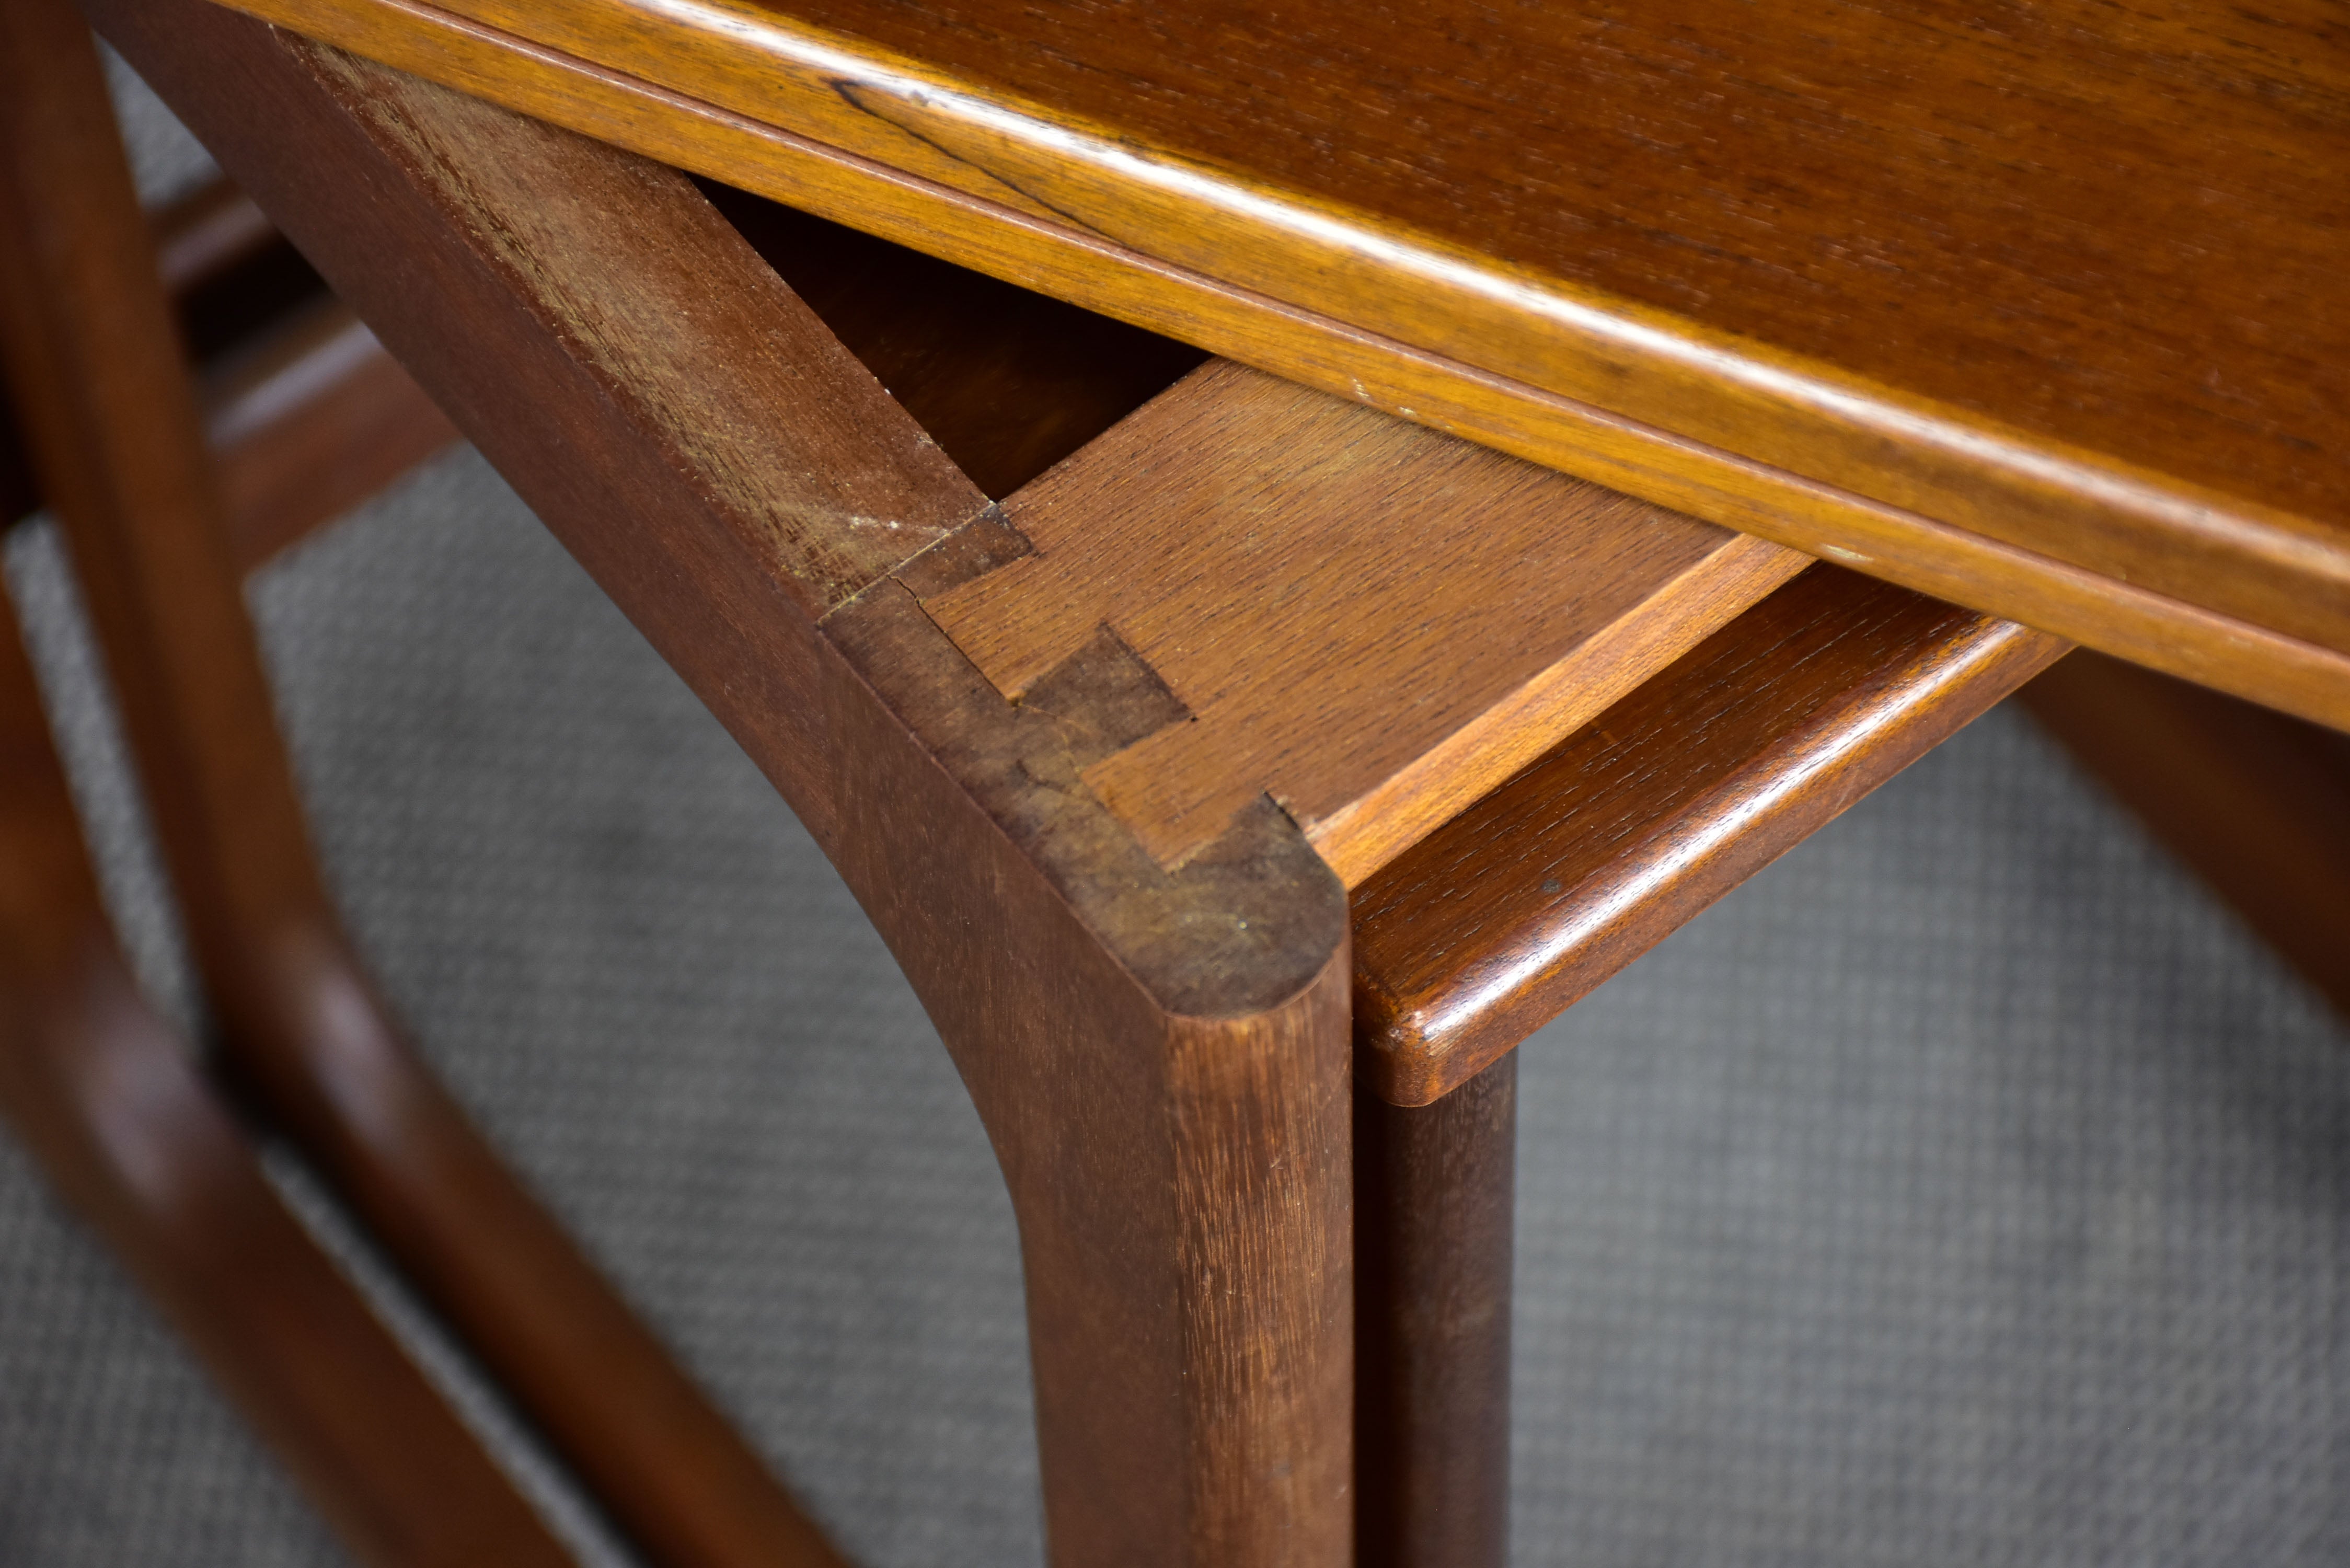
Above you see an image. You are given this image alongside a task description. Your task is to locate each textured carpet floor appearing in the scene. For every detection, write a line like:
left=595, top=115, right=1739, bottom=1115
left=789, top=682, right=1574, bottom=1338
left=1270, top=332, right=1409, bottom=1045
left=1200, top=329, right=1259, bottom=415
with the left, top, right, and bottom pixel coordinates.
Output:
left=3, top=61, right=2345, bottom=1568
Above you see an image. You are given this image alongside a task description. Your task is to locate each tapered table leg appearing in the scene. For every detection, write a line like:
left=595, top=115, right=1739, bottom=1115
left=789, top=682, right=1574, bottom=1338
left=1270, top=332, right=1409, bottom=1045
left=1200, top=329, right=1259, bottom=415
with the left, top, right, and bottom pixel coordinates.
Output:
left=0, top=5, right=847, bottom=1563
left=821, top=586, right=1358, bottom=1565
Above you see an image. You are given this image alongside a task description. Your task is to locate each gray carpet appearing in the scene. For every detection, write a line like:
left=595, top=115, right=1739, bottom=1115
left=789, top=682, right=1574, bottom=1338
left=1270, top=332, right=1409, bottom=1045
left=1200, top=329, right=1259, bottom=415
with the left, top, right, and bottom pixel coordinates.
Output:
left=3, top=59, right=2345, bottom=1568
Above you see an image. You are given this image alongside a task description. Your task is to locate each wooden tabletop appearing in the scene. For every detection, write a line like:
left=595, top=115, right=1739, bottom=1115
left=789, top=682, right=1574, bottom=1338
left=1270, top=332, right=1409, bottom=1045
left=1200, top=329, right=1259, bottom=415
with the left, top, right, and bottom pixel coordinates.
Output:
left=198, top=0, right=2350, bottom=727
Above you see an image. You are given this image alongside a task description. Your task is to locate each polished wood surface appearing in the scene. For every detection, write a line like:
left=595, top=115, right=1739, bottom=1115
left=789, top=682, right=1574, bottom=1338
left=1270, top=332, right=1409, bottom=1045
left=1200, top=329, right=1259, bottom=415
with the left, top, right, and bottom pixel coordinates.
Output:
left=2022, top=653, right=2350, bottom=1024
left=181, top=0, right=2350, bottom=731
left=925, top=360, right=1803, bottom=885
left=111, top=11, right=1357, bottom=1559
left=0, top=582, right=568, bottom=1568
left=1355, top=564, right=2067, bottom=1105
left=1356, top=1054, right=1515, bottom=1568
left=4, top=8, right=849, bottom=1564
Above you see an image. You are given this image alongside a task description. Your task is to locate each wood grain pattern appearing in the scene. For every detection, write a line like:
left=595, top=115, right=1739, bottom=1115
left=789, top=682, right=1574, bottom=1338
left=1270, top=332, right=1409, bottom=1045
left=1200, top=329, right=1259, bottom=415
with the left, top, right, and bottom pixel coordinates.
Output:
left=107, top=11, right=1356, bottom=1560
left=1354, top=564, right=2067, bottom=1105
left=4, top=9, right=850, bottom=1565
left=2021, top=652, right=2350, bottom=1025
left=924, top=361, right=1805, bottom=885
left=175, top=0, right=2350, bottom=732
left=822, top=583, right=1354, bottom=1565
left=0, top=567, right=570, bottom=1568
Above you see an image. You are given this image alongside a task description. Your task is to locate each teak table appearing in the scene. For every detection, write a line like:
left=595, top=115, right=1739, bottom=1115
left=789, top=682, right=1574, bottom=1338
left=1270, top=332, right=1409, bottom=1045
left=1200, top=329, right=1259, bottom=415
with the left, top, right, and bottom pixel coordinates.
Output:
left=0, top=0, right=2339, bottom=1564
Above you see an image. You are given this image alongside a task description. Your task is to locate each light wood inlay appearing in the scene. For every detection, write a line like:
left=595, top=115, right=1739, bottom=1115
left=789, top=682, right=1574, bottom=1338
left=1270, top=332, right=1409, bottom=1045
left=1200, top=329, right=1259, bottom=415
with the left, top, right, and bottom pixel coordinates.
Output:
left=920, top=363, right=1806, bottom=886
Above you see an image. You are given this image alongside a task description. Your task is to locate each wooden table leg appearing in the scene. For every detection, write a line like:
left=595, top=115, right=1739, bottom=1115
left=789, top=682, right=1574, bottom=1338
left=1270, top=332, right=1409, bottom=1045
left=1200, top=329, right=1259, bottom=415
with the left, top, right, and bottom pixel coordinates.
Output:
left=0, top=578, right=572, bottom=1568
left=1357, top=1054, right=1515, bottom=1568
left=822, top=586, right=1357, bottom=1566
left=2020, top=649, right=2350, bottom=1022
left=0, top=6, right=846, bottom=1564
left=96, top=8, right=1360, bottom=1562
left=1345, top=569, right=2065, bottom=1563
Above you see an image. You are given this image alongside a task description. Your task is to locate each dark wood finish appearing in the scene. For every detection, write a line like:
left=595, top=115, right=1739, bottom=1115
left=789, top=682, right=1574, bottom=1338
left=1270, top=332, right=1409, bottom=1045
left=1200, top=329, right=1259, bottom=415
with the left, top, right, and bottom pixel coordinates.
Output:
left=0, top=584, right=571, bottom=1568
left=825, top=588, right=1354, bottom=1567
left=175, top=0, right=2350, bottom=731
left=151, top=177, right=279, bottom=295
left=103, top=10, right=1358, bottom=1561
left=200, top=296, right=460, bottom=568
left=10, top=297, right=457, bottom=573
left=5, top=174, right=459, bottom=568
left=926, top=360, right=1804, bottom=884
left=8, top=175, right=291, bottom=527
left=704, top=181, right=1207, bottom=501
left=2021, top=652, right=2350, bottom=1023
left=153, top=180, right=333, bottom=369
left=1355, top=564, right=2068, bottom=1106
left=0, top=386, right=30, bottom=537
left=10, top=171, right=1177, bottom=572
left=1356, top=1053, right=1515, bottom=1568
left=1, top=8, right=848, bottom=1566
left=15, top=179, right=1211, bottom=584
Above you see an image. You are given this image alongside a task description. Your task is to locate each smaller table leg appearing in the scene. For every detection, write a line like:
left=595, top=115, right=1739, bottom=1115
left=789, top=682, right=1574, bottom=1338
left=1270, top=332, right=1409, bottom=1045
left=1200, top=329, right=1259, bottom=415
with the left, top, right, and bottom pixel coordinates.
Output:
left=0, top=580, right=572, bottom=1568
left=1357, top=1053, right=1516, bottom=1568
